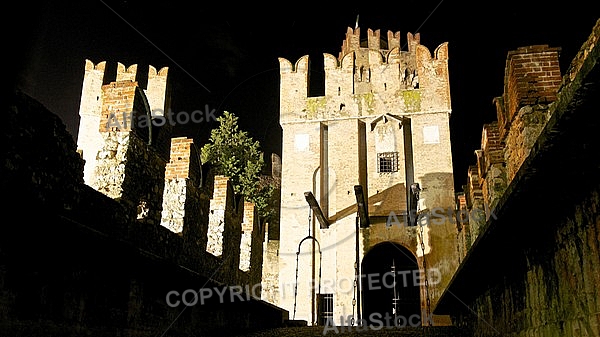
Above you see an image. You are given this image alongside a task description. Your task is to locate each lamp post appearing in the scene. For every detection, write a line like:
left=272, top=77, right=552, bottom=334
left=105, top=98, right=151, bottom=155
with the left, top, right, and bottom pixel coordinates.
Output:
left=353, top=185, right=369, bottom=323
left=304, top=191, right=329, bottom=229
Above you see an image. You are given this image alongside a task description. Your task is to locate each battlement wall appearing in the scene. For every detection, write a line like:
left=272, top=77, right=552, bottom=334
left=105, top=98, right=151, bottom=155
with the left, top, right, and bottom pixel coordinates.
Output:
left=2, top=88, right=281, bottom=335
left=339, top=27, right=420, bottom=59
left=6, top=85, right=266, bottom=289
left=6, top=56, right=269, bottom=293
left=443, top=20, right=600, bottom=336
left=279, top=28, right=450, bottom=124
left=459, top=43, right=563, bottom=250
left=77, top=60, right=172, bottom=185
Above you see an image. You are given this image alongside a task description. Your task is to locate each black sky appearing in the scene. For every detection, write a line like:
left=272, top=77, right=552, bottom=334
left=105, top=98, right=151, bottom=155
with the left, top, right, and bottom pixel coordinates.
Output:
left=11, top=1, right=599, bottom=191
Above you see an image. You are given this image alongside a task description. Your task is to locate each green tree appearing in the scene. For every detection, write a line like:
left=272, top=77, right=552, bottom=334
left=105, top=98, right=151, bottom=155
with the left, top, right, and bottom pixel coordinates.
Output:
left=200, top=111, right=275, bottom=221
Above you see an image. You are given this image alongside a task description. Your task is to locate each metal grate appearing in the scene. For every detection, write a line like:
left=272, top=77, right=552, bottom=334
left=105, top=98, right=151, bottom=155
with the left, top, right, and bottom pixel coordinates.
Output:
left=377, top=152, right=398, bottom=173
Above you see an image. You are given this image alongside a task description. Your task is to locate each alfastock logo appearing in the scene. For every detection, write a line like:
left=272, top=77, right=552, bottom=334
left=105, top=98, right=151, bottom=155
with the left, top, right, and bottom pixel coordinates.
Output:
left=105, top=105, right=217, bottom=129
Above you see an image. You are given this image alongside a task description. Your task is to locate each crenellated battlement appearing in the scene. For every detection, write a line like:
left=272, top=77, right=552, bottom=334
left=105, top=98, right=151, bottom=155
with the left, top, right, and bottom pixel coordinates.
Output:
left=387, top=30, right=401, bottom=51
left=339, top=27, right=421, bottom=60
left=367, top=28, right=381, bottom=49
left=79, top=60, right=169, bottom=114
left=6, top=87, right=267, bottom=299
left=279, top=27, right=450, bottom=124
left=340, top=26, right=361, bottom=57
left=84, top=59, right=106, bottom=72
left=5, top=77, right=287, bottom=333
left=77, top=59, right=172, bottom=186
left=116, top=62, right=137, bottom=82
left=70, top=58, right=266, bottom=288
left=459, top=43, right=564, bottom=251
left=445, top=21, right=600, bottom=335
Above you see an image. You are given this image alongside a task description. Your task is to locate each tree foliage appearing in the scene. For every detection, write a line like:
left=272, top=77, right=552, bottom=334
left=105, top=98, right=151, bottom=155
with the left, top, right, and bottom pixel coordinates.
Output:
left=200, top=111, right=275, bottom=221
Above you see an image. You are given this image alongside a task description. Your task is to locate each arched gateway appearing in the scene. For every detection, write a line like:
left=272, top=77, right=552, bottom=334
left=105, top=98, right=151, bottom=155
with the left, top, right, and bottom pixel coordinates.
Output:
left=361, top=242, right=420, bottom=326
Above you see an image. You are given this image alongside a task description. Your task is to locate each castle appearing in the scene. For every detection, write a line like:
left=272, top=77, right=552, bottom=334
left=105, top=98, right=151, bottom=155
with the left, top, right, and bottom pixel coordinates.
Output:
left=267, top=20, right=600, bottom=334
left=2, top=18, right=599, bottom=337
left=270, top=27, right=458, bottom=326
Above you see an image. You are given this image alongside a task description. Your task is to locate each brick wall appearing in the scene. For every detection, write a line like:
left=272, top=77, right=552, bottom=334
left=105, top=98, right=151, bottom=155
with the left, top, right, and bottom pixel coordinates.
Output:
left=462, top=44, right=562, bottom=252
left=99, top=81, right=139, bottom=132
left=479, top=122, right=507, bottom=212
left=92, top=77, right=169, bottom=225
left=161, top=136, right=206, bottom=252
left=448, top=19, right=600, bottom=336
left=500, top=45, right=561, bottom=140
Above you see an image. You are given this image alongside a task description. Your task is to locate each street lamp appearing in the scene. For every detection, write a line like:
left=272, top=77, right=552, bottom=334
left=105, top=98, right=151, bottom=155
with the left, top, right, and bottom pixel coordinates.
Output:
left=304, top=191, right=329, bottom=229
left=354, top=185, right=370, bottom=228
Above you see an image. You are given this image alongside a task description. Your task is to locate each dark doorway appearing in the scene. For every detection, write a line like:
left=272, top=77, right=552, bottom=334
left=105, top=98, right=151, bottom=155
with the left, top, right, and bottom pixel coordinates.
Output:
left=361, top=242, right=420, bottom=326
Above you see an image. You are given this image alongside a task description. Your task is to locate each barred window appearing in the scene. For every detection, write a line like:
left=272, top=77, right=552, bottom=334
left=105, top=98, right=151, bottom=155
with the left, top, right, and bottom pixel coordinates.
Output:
left=377, top=152, right=398, bottom=173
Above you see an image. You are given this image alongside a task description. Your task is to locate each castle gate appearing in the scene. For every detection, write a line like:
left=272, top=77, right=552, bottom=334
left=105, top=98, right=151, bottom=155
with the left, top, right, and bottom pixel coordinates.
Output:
left=361, top=242, right=421, bottom=326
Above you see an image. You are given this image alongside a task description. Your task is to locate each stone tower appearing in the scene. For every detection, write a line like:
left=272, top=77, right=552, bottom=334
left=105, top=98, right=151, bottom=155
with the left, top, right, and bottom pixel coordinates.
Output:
left=276, top=27, right=459, bottom=326
left=76, top=60, right=170, bottom=186
left=76, top=60, right=173, bottom=224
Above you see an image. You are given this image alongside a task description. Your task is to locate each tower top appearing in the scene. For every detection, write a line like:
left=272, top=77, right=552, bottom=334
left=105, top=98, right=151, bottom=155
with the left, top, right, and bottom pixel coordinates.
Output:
left=339, top=26, right=421, bottom=60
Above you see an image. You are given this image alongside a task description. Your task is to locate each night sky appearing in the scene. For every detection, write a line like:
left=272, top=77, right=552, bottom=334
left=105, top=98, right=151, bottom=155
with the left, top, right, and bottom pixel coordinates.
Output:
left=11, top=1, right=599, bottom=191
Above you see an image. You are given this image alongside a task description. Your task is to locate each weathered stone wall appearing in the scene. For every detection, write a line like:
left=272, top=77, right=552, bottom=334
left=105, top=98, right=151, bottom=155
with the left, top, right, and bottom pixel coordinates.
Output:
left=454, top=193, right=470, bottom=263
left=239, top=200, right=267, bottom=289
left=261, top=233, right=281, bottom=305
left=503, top=104, right=552, bottom=182
left=277, top=121, right=322, bottom=319
left=260, top=154, right=282, bottom=305
left=248, top=205, right=266, bottom=290
left=240, top=202, right=255, bottom=272
left=498, top=45, right=561, bottom=138
left=93, top=130, right=168, bottom=225
left=2, top=71, right=284, bottom=335
left=494, top=44, right=561, bottom=187
left=461, top=44, right=563, bottom=252
left=454, top=186, right=600, bottom=337
left=4, top=90, right=85, bottom=213
left=444, top=18, right=600, bottom=337
left=77, top=60, right=106, bottom=185
left=77, top=60, right=172, bottom=187
left=464, top=165, right=485, bottom=245
left=160, top=136, right=211, bottom=275
left=88, top=75, right=172, bottom=227
left=161, top=137, right=202, bottom=233
left=207, top=175, right=232, bottom=256
left=477, top=122, right=507, bottom=213
left=161, top=177, right=188, bottom=233
left=84, top=70, right=265, bottom=288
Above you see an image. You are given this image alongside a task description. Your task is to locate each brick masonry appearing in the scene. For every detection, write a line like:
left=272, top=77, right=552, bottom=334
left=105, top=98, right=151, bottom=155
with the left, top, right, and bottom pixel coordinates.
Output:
left=446, top=19, right=600, bottom=337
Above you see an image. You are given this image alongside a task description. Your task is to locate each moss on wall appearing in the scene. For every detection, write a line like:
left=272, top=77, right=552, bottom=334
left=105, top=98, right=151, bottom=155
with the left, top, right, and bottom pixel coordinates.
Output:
left=355, top=92, right=375, bottom=116
left=402, top=90, right=422, bottom=112
left=305, top=97, right=327, bottom=119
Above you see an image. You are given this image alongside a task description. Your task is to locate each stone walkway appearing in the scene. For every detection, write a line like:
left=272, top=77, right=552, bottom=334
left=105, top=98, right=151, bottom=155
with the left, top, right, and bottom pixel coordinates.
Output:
left=234, top=325, right=467, bottom=336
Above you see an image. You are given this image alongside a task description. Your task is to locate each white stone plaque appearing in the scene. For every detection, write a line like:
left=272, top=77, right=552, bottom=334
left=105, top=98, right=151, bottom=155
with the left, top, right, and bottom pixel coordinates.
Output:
left=423, top=125, right=440, bottom=144
left=295, top=134, right=309, bottom=152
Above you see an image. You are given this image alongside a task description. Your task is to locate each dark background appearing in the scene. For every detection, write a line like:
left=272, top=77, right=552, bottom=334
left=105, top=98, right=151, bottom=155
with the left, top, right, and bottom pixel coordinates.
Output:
left=10, top=1, right=599, bottom=191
